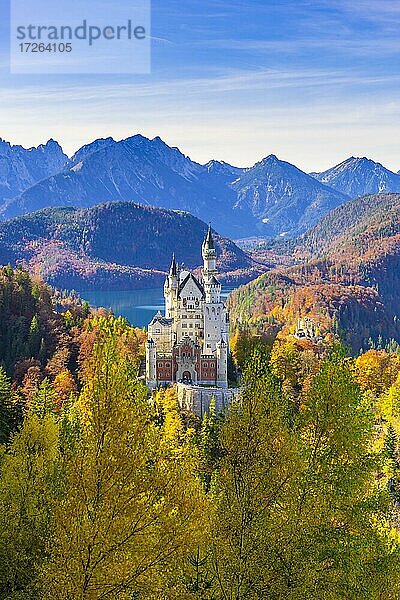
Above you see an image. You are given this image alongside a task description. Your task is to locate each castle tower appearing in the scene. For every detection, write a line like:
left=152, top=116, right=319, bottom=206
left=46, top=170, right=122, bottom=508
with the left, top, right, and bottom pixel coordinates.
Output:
left=145, top=338, right=157, bottom=389
left=202, top=225, right=221, bottom=304
left=202, top=226, right=227, bottom=365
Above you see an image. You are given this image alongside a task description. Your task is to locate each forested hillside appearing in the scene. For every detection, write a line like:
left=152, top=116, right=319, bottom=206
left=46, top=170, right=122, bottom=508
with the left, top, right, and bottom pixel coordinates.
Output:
left=0, top=266, right=146, bottom=440
left=229, top=193, right=400, bottom=352
left=0, top=203, right=263, bottom=290
left=0, top=266, right=87, bottom=443
left=0, top=265, right=88, bottom=379
left=300, top=192, right=400, bottom=315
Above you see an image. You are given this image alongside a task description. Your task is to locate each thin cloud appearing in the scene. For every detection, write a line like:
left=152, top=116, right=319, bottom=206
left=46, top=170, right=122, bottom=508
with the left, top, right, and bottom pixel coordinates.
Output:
left=201, top=37, right=400, bottom=58
left=2, top=67, right=400, bottom=106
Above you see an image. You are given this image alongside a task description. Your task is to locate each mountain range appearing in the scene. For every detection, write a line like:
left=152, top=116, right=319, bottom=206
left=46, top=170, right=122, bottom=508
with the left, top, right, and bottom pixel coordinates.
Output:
left=0, top=135, right=255, bottom=238
left=2, top=131, right=400, bottom=350
left=232, top=154, right=348, bottom=236
left=0, top=202, right=264, bottom=290
left=1, top=134, right=400, bottom=238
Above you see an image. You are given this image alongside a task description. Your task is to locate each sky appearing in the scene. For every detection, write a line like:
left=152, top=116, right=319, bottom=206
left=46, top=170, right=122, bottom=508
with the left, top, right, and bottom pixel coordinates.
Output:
left=0, top=0, right=399, bottom=172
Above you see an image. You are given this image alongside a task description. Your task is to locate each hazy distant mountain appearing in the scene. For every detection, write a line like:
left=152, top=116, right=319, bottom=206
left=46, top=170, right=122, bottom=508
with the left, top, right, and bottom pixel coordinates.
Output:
left=203, top=160, right=244, bottom=182
left=0, top=138, right=68, bottom=202
left=311, top=157, right=400, bottom=198
left=71, top=137, right=115, bottom=164
left=0, top=202, right=263, bottom=290
left=232, top=154, right=348, bottom=237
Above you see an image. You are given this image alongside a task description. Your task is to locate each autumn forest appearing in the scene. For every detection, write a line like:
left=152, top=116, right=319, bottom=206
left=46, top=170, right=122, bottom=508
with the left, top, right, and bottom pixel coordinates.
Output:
left=0, top=265, right=400, bottom=598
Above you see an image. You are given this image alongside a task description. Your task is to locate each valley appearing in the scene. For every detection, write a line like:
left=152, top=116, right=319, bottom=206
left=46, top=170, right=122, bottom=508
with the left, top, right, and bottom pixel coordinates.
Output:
left=2, top=134, right=400, bottom=352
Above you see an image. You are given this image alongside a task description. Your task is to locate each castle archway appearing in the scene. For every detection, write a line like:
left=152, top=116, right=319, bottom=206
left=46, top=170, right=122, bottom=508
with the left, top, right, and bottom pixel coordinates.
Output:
left=182, top=371, right=192, bottom=384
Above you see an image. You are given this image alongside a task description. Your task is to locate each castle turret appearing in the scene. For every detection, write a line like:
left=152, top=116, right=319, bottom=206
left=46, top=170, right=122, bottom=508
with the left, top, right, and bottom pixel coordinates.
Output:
left=164, top=275, right=169, bottom=294
left=146, top=338, right=157, bottom=389
left=202, top=225, right=221, bottom=303
left=166, top=254, right=178, bottom=318
left=202, top=225, right=226, bottom=354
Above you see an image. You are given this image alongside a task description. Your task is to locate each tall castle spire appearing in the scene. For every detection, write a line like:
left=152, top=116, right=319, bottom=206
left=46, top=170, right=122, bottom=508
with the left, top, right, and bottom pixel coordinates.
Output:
left=202, top=224, right=217, bottom=281
left=169, top=253, right=178, bottom=276
left=203, top=223, right=215, bottom=251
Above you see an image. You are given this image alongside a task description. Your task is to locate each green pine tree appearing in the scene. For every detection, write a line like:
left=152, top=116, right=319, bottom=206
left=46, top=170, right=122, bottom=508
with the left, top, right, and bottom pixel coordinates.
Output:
left=30, top=378, right=58, bottom=419
left=198, top=398, right=224, bottom=491
left=28, top=315, right=41, bottom=357
left=0, top=365, right=22, bottom=444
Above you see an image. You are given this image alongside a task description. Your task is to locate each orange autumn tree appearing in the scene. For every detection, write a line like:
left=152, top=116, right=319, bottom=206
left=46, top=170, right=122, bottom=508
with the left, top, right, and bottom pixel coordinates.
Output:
left=77, top=313, right=146, bottom=379
left=53, top=370, right=77, bottom=411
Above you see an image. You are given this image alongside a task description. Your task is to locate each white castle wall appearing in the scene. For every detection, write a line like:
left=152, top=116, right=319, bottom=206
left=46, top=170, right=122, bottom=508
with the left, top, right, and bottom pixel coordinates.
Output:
left=177, top=383, right=240, bottom=417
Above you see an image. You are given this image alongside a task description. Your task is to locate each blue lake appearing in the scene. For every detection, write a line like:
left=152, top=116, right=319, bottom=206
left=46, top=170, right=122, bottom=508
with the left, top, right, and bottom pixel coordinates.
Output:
left=78, top=287, right=236, bottom=329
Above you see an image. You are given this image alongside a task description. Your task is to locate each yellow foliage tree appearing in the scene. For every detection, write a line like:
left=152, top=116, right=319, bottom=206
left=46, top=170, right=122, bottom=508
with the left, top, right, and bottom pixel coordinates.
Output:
left=356, top=349, right=400, bottom=396
left=230, top=330, right=268, bottom=371
left=41, top=332, right=208, bottom=599
left=209, top=346, right=400, bottom=599
left=0, top=415, right=60, bottom=598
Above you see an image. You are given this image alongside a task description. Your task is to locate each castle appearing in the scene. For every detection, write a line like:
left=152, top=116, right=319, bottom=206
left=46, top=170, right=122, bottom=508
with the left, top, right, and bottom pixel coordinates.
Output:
left=294, top=316, right=322, bottom=341
left=146, top=226, right=229, bottom=389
